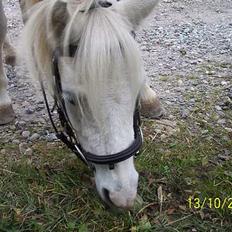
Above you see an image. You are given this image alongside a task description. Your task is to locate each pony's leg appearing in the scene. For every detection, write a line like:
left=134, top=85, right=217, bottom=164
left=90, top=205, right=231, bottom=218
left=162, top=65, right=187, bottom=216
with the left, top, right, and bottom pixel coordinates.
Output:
left=140, top=84, right=164, bottom=119
left=0, top=0, right=15, bottom=125
left=3, top=36, right=16, bottom=66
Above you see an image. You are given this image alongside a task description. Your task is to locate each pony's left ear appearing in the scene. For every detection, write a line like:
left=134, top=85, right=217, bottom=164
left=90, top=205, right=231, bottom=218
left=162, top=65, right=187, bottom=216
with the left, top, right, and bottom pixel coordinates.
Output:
left=66, top=0, right=95, bottom=15
left=67, top=0, right=84, bottom=14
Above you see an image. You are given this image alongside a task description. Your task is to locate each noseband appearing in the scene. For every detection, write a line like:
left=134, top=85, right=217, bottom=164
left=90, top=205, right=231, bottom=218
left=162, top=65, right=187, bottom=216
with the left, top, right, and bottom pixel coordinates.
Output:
left=40, top=6, right=143, bottom=170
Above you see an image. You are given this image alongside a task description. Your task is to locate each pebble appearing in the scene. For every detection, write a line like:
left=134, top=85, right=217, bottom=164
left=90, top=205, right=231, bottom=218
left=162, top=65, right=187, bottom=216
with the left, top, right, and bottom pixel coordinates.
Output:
left=225, top=128, right=232, bottom=133
left=180, top=109, right=189, bottom=119
left=160, top=134, right=167, bottom=141
left=190, top=87, right=195, bottom=91
left=189, top=99, right=195, bottom=104
left=15, top=121, right=26, bottom=127
left=217, top=111, right=225, bottom=117
left=154, top=129, right=162, bottom=134
left=22, top=131, right=31, bottom=138
left=215, top=105, right=222, bottom=111
left=9, top=125, right=16, bottom=130
left=0, top=149, right=6, bottom=155
left=29, top=133, right=40, bottom=141
left=25, top=108, right=34, bottom=115
left=217, top=119, right=226, bottom=125
left=46, top=133, right=57, bottom=142
left=19, top=143, right=28, bottom=154
left=12, top=139, right=20, bottom=144
left=24, top=148, right=33, bottom=156
left=221, top=81, right=228, bottom=86
left=177, top=80, right=184, bottom=86
left=223, top=136, right=230, bottom=142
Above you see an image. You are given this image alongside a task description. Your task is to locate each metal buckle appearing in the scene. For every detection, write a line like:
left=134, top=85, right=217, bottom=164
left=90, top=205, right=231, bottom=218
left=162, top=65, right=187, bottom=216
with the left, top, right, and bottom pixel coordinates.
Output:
left=139, top=127, right=144, bottom=143
left=74, top=145, right=89, bottom=166
left=109, top=163, right=115, bottom=170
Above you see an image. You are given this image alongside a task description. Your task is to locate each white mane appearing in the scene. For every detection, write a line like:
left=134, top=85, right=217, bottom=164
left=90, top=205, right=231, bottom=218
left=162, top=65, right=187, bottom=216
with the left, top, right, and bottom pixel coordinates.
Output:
left=21, top=0, right=145, bottom=124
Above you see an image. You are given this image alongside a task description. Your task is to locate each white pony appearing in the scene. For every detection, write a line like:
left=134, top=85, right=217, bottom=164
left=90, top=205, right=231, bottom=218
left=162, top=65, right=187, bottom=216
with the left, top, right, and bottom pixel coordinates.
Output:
left=1, top=0, right=160, bottom=209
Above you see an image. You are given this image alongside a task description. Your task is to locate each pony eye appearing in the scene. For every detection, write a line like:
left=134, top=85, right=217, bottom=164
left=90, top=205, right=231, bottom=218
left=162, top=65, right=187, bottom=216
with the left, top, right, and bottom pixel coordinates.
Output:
left=68, top=97, right=76, bottom=106
left=99, top=1, right=112, bottom=8
left=63, top=91, right=76, bottom=106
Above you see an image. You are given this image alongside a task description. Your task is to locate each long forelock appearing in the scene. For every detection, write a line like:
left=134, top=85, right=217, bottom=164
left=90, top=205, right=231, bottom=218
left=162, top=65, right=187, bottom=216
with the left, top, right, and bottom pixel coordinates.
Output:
left=63, top=6, right=144, bottom=123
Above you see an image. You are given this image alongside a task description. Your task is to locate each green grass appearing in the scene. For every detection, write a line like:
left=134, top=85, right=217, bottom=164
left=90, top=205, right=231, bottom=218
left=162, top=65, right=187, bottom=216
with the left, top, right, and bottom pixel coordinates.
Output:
left=0, top=121, right=231, bottom=231
left=0, top=81, right=232, bottom=231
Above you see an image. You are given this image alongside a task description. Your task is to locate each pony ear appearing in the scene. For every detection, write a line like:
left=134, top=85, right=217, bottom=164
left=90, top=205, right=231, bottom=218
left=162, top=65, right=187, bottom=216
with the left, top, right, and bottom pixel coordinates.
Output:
left=67, top=0, right=84, bottom=15
left=67, top=0, right=95, bottom=15
left=51, top=1, right=68, bottom=41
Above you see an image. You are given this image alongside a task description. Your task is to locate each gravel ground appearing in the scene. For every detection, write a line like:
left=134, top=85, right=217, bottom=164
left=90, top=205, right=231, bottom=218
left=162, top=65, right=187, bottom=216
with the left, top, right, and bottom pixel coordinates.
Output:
left=1, top=0, right=232, bottom=151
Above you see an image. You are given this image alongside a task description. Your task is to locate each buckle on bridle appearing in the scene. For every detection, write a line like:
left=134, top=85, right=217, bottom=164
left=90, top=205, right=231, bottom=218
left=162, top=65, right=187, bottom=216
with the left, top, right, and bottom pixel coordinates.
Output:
left=74, top=144, right=89, bottom=166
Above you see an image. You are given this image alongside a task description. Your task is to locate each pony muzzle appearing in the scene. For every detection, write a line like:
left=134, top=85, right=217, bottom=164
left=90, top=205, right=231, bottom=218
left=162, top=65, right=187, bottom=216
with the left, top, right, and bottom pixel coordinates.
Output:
left=105, top=188, right=137, bottom=209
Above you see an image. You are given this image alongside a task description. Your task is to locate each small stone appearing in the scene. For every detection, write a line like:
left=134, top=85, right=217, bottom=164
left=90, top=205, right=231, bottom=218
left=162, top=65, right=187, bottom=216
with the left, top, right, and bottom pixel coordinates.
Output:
left=0, top=149, right=6, bottom=155
left=190, top=87, right=195, bottom=91
left=22, top=131, right=31, bottom=138
left=12, top=139, right=20, bottom=144
left=15, top=121, right=26, bottom=127
left=19, top=143, right=27, bottom=154
left=140, top=45, right=147, bottom=51
left=29, top=133, right=40, bottom=141
left=46, top=133, right=57, bottom=142
left=221, top=81, right=228, bottom=86
left=154, top=129, right=162, bottom=134
left=217, top=111, right=225, bottom=117
left=168, top=115, right=175, bottom=120
left=25, top=108, right=34, bottom=114
left=168, top=128, right=177, bottom=136
left=223, top=136, right=230, bottom=142
left=177, top=80, right=184, bottom=86
left=160, top=134, right=167, bottom=141
left=9, top=125, right=16, bottom=130
left=218, top=154, right=230, bottom=161
left=215, top=105, right=222, bottom=111
left=225, top=128, right=232, bottom=133
left=24, top=148, right=33, bottom=156
left=217, top=119, right=226, bottom=125
left=189, top=98, right=195, bottom=104
left=202, top=130, right=209, bottom=134
left=205, top=71, right=215, bottom=76
left=180, top=109, right=189, bottom=119
left=213, top=115, right=220, bottom=120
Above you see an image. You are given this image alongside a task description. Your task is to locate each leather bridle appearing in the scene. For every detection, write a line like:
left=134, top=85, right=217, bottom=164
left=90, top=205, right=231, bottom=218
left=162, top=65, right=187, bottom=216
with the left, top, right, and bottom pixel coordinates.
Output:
left=39, top=5, right=143, bottom=170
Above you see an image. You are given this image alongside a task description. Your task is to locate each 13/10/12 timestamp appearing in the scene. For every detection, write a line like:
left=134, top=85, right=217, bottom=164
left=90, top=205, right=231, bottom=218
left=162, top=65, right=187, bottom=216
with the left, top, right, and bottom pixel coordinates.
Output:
left=188, top=197, right=232, bottom=210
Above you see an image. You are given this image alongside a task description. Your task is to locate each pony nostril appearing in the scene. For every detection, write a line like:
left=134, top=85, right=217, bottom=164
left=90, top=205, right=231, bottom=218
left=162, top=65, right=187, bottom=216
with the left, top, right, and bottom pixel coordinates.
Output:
left=98, top=1, right=113, bottom=8
left=103, top=188, right=114, bottom=206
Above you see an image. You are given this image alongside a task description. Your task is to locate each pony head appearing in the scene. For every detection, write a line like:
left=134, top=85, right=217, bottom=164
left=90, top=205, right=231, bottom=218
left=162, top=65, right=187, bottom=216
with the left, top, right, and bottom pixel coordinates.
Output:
left=22, top=0, right=146, bottom=209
